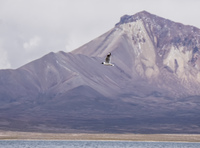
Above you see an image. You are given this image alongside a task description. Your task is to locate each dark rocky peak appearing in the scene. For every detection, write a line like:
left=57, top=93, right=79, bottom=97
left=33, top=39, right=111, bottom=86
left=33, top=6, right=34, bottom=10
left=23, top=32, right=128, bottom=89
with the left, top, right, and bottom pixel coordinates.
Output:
left=116, top=11, right=161, bottom=26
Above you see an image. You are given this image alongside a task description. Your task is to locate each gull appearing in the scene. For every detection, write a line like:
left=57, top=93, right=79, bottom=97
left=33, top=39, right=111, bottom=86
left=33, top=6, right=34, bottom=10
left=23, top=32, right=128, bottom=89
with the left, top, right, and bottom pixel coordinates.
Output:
left=102, top=52, right=114, bottom=66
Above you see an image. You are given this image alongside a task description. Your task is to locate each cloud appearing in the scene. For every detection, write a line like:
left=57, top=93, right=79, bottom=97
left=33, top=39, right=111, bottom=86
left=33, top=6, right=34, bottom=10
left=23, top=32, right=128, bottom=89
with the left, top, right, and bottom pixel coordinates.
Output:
left=23, top=36, right=41, bottom=51
left=0, top=45, right=11, bottom=69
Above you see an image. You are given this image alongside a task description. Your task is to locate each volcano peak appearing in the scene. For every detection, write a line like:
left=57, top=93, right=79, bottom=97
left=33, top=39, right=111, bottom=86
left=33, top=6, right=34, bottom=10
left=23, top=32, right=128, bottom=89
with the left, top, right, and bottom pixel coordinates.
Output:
left=115, top=10, right=158, bottom=26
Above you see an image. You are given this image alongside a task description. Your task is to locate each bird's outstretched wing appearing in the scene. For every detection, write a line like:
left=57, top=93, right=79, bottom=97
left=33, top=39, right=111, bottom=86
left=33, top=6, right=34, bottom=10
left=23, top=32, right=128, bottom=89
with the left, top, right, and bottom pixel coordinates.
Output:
left=105, top=52, right=111, bottom=63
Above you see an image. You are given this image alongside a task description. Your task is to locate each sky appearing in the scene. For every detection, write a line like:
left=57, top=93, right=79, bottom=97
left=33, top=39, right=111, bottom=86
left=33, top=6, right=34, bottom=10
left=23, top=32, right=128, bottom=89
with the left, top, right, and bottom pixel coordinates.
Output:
left=0, top=0, right=200, bottom=69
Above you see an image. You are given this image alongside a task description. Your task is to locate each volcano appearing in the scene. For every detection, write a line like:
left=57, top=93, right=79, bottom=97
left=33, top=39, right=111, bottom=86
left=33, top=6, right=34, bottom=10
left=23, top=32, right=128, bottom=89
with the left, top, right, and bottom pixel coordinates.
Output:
left=0, top=11, right=200, bottom=133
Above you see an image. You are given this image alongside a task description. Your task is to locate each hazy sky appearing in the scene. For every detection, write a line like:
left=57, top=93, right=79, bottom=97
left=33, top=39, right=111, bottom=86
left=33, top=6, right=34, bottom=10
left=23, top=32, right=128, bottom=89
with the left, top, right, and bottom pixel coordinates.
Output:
left=0, top=0, right=200, bottom=69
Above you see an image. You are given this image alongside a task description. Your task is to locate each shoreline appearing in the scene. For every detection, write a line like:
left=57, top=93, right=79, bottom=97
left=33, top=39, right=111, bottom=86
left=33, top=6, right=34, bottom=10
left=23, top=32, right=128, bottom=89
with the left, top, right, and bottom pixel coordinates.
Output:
left=0, top=131, right=200, bottom=142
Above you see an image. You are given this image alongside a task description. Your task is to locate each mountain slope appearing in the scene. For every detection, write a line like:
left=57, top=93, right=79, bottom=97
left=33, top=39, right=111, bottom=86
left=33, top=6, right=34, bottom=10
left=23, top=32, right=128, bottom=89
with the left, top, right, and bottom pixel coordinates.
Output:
left=0, top=11, right=200, bottom=133
left=73, top=11, right=200, bottom=98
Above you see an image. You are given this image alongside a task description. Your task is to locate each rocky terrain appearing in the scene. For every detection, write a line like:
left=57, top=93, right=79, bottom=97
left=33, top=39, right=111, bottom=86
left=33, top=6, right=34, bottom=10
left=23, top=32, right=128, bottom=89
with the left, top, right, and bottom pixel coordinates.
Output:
left=0, top=11, right=200, bottom=133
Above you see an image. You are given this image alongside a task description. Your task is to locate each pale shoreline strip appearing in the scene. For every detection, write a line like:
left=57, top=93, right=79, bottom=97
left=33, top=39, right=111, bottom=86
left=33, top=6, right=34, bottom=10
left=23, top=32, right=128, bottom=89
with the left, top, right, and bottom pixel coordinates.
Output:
left=0, top=131, right=200, bottom=142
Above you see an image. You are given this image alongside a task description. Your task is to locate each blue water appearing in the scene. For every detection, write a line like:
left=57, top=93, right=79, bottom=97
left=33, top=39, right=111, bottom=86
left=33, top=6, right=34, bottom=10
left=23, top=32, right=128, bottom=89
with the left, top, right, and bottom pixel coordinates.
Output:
left=0, top=140, right=200, bottom=148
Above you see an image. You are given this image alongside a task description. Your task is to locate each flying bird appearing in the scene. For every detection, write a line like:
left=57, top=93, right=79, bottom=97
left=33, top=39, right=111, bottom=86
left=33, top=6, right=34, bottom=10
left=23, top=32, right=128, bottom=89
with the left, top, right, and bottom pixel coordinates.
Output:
left=102, top=52, right=114, bottom=66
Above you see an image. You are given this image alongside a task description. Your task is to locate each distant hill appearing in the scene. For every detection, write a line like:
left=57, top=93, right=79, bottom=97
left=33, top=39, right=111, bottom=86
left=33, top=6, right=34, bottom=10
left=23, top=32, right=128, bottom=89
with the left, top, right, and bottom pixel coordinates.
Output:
left=0, top=11, right=200, bottom=133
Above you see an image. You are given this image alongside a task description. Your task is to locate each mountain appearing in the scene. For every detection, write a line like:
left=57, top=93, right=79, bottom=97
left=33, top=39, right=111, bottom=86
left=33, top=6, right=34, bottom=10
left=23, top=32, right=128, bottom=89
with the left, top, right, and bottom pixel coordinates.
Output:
left=0, top=11, right=200, bottom=133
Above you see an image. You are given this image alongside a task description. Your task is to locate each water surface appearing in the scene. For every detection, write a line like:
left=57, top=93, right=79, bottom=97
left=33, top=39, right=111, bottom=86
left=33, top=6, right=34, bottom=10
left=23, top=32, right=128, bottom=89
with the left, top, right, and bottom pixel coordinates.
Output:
left=0, top=140, right=200, bottom=148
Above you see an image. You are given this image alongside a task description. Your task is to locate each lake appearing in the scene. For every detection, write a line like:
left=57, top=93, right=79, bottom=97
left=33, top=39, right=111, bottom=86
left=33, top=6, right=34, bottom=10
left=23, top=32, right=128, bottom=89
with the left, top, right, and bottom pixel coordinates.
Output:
left=0, top=140, right=200, bottom=148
